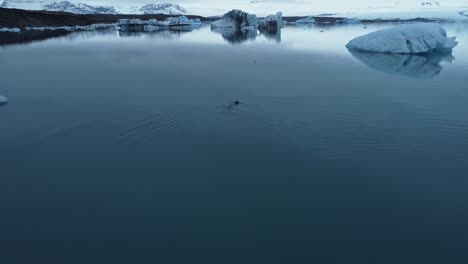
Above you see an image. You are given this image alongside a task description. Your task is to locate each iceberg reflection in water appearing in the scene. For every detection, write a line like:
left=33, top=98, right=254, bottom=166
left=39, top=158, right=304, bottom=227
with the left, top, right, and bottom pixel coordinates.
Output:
left=211, top=27, right=281, bottom=44
left=211, top=27, right=258, bottom=44
left=348, top=50, right=455, bottom=79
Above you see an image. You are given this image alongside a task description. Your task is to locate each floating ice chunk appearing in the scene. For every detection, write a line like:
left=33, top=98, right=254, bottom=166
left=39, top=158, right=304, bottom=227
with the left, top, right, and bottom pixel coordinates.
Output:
left=295, top=16, right=316, bottom=24
left=0, top=96, right=7, bottom=104
left=258, top=12, right=282, bottom=33
left=0, top=28, right=20, bottom=33
left=211, top=10, right=258, bottom=29
left=346, top=23, right=458, bottom=54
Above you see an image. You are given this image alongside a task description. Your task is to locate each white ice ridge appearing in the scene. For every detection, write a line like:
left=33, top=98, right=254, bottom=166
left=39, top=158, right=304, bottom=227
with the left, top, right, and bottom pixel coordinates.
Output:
left=0, top=28, right=20, bottom=32
left=118, top=16, right=202, bottom=32
left=346, top=23, right=458, bottom=54
left=25, top=23, right=115, bottom=31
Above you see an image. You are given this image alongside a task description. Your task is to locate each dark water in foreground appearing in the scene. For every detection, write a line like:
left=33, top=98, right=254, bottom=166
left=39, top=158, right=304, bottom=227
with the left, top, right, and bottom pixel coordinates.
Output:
left=1, top=24, right=468, bottom=263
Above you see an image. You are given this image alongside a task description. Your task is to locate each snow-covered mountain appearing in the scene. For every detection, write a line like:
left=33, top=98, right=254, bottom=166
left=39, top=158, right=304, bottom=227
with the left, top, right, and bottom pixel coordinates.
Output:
left=43, top=1, right=117, bottom=14
left=0, top=0, right=187, bottom=15
left=138, top=3, right=186, bottom=15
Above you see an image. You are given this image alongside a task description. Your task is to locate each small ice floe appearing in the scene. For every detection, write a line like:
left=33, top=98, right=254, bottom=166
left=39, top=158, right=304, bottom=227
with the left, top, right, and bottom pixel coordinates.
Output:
left=0, top=96, right=8, bottom=105
left=25, top=23, right=116, bottom=32
left=211, top=9, right=258, bottom=30
left=346, top=23, right=458, bottom=54
left=0, top=28, right=20, bottom=33
left=118, top=16, right=202, bottom=32
left=294, top=16, right=316, bottom=24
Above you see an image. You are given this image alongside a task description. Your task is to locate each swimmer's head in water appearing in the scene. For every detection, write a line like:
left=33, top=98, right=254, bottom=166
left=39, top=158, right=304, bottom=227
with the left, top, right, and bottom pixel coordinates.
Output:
left=234, top=100, right=240, bottom=105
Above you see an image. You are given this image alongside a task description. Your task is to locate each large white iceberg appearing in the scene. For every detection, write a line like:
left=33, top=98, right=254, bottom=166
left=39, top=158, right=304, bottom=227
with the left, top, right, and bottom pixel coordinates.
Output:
left=346, top=23, right=458, bottom=54
left=211, top=10, right=258, bottom=29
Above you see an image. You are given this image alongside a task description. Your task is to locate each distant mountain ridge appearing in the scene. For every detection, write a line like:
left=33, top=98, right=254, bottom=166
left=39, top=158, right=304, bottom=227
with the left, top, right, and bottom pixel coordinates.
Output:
left=43, top=1, right=117, bottom=14
left=139, top=3, right=186, bottom=15
left=0, top=0, right=188, bottom=15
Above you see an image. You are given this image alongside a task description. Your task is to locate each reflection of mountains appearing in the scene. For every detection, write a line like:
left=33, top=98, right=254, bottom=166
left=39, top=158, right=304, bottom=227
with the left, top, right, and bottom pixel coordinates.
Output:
left=349, top=50, right=454, bottom=79
left=211, top=27, right=281, bottom=44
left=0, top=29, right=116, bottom=46
left=0, top=30, right=71, bottom=46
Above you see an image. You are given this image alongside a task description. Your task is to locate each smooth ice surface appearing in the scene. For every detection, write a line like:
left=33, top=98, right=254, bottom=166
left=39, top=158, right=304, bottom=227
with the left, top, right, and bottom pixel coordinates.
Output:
left=346, top=23, right=458, bottom=54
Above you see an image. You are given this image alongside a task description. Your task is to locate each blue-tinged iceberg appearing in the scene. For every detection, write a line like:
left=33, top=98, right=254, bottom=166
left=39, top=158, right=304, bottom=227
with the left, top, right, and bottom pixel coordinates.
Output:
left=258, top=12, right=282, bottom=33
left=346, top=23, right=458, bottom=54
left=211, top=10, right=258, bottom=29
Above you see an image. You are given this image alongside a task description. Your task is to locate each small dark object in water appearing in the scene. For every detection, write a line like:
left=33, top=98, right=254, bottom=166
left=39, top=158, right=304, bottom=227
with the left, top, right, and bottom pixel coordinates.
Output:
left=226, top=100, right=240, bottom=109
left=363, top=26, right=368, bottom=29
left=253, top=60, right=257, bottom=64
left=320, top=30, right=324, bottom=32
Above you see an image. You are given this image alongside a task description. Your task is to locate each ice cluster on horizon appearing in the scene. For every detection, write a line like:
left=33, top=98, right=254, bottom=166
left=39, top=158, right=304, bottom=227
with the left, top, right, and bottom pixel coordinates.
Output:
left=25, top=23, right=115, bottom=31
left=210, top=10, right=283, bottom=44
left=346, top=23, right=458, bottom=54
left=211, top=9, right=284, bottom=32
left=118, top=16, right=203, bottom=32
left=0, top=28, right=20, bottom=33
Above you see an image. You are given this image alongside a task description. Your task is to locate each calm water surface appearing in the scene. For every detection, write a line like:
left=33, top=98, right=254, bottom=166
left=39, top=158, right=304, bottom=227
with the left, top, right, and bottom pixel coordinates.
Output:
left=1, top=24, right=468, bottom=263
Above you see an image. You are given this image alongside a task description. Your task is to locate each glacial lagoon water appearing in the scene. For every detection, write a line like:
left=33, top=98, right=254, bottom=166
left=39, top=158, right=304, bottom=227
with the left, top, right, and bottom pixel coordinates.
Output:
left=1, top=24, right=468, bottom=263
